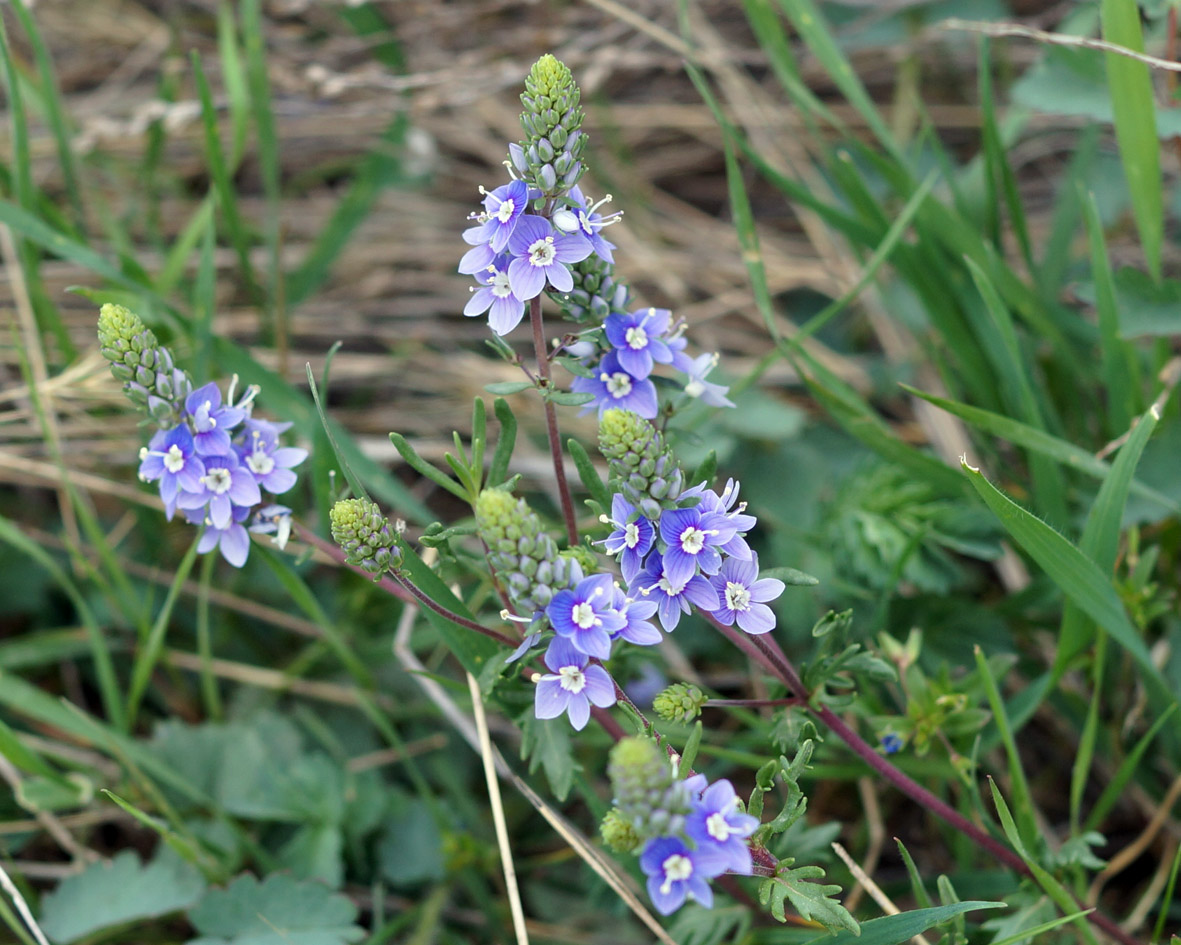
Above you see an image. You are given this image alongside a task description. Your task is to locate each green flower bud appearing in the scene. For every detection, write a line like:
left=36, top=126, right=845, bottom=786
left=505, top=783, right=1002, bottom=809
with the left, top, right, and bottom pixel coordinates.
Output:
left=330, top=497, right=402, bottom=577
left=653, top=683, right=707, bottom=723
left=598, top=410, right=687, bottom=516
left=600, top=807, right=640, bottom=854
left=97, top=303, right=191, bottom=426
left=608, top=736, right=692, bottom=843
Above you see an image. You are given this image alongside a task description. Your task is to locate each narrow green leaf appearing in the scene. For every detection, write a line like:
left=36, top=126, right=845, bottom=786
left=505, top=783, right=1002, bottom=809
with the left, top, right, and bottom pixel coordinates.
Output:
left=487, top=398, right=517, bottom=487
left=961, top=459, right=1174, bottom=709
left=1101, top=0, right=1162, bottom=279
left=798, top=902, right=1005, bottom=945
left=1081, top=189, right=1140, bottom=432
left=389, top=433, right=469, bottom=501
left=974, top=646, right=1039, bottom=848
left=988, top=781, right=1101, bottom=945
left=484, top=380, right=534, bottom=395
left=906, top=385, right=1179, bottom=515
left=567, top=438, right=610, bottom=511
left=545, top=389, right=595, bottom=407
left=1084, top=703, right=1177, bottom=832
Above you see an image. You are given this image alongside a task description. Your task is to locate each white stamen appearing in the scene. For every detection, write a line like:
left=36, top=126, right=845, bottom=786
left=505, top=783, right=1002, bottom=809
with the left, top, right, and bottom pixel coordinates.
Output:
left=724, top=581, right=752, bottom=612
left=558, top=664, right=587, bottom=693
left=163, top=444, right=186, bottom=474
left=659, top=854, right=693, bottom=895
left=680, top=526, right=707, bottom=555
left=706, top=812, right=733, bottom=842
left=571, top=601, right=598, bottom=629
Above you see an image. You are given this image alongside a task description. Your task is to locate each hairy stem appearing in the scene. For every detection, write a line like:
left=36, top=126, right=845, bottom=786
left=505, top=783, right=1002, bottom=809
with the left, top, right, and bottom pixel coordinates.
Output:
left=529, top=295, right=578, bottom=544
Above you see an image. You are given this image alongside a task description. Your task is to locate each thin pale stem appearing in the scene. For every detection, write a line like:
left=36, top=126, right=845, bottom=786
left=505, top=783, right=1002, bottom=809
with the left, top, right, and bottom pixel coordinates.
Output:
left=529, top=295, right=579, bottom=545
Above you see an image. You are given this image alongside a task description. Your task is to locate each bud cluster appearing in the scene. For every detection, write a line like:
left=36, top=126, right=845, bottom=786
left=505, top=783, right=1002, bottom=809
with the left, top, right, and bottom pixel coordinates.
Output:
left=330, top=498, right=402, bottom=577
left=98, top=303, right=192, bottom=426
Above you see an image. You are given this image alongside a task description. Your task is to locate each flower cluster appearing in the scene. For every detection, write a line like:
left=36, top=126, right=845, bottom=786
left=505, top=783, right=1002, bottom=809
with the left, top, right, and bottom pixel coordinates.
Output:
left=599, top=409, right=785, bottom=634
left=98, top=303, right=305, bottom=567
left=457, top=55, right=731, bottom=419
left=608, top=737, right=759, bottom=914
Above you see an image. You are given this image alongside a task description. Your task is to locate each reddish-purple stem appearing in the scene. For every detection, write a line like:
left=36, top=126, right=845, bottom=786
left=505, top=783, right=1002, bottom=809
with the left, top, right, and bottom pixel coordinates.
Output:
left=708, top=615, right=1141, bottom=945
left=528, top=295, right=578, bottom=545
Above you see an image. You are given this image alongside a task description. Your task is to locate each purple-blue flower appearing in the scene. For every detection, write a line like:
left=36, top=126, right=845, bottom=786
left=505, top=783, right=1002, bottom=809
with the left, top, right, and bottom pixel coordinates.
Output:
left=533, top=636, right=616, bottom=731
left=570, top=350, right=658, bottom=419
left=184, top=381, right=246, bottom=456
left=138, top=424, right=205, bottom=520
left=462, top=179, right=533, bottom=254
left=639, top=836, right=728, bottom=915
left=463, top=257, right=527, bottom=336
left=505, top=215, right=592, bottom=300
left=610, top=585, right=662, bottom=647
left=239, top=419, right=307, bottom=494
left=881, top=733, right=904, bottom=754
left=175, top=451, right=261, bottom=530
left=601, top=494, right=655, bottom=584
left=189, top=503, right=252, bottom=568
left=677, top=352, right=734, bottom=408
left=659, top=505, right=738, bottom=587
left=679, top=478, right=756, bottom=560
left=546, top=573, right=625, bottom=660
left=553, top=186, right=618, bottom=263
left=685, top=779, right=759, bottom=874
left=603, top=307, right=673, bottom=380
left=708, top=553, right=784, bottom=635
left=630, top=555, right=719, bottom=632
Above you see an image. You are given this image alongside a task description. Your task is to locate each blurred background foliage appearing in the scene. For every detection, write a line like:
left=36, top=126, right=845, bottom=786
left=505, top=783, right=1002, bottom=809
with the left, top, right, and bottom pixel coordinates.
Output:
left=0, top=0, right=1179, bottom=943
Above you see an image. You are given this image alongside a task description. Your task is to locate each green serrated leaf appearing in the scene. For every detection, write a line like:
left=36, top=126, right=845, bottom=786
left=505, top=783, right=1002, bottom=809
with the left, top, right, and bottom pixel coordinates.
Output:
left=759, top=864, right=858, bottom=933
left=187, top=873, right=363, bottom=945
left=519, top=712, right=577, bottom=801
left=39, top=849, right=205, bottom=944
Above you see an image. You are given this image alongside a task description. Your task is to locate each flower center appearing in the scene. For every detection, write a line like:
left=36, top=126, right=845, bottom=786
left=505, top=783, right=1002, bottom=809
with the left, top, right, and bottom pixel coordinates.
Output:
left=679, top=526, right=706, bottom=555
left=706, top=812, right=733, bottom=842
left=624, top=522, right=641, bottom=549
left=656, top=576, right=682, bottom=598
left=659, top=854, right=693, bottom=894
left=625, top=325, right=648, bottom=350
left=605, top=372, right=632, bottom=399
left=495, top=199, right=516, bottom=223
left=194, top=400, right=216, bottom=430
left=163, top=444, right=186, bottom=474
left=571, top=601, right=598, bottom=629
left=247, top=450, right=275, bottom=476
left=490, top=270, right=513, bottom=298
left=527, top=237, right=556, bottom=267
left=577, top=209, right=593, bottom=235
left=684, top=378, right=705, bottom=398
left=558, top=664, right=586, bottom=693
left=724, top=581, right=751, bottom=612
left=202, top=467, right=232, bottom=495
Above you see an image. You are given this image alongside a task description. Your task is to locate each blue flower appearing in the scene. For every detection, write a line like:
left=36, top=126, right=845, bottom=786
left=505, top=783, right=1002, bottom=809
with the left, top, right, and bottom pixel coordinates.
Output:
left=601, top=494, right=655, bottom=584
left=610, top=585, right=663, bottom=647
left=630, top=555, right=720, bottom=632
left=534, top=636, right=616, bottom=731
left=676, top=352, right=734, bottom=408
left=462, top=179, right=533, bottom=254
left=138, top=424, right=205, bottom=519
left=639, top=836, right=728, bottom=915
left=685, top=779, right=760, bottom=874
left=184, top=381, right=246, bottom=456
left=658, top=505, right=738, bottom=587
left=881, top=733, right=904, bottom=754
left=175, top=451, right=261, bottom=530
left=603, top=307, right=673, bottom=380
left=552, top=186, right=618, bottom=263
left=239, top=419, right=307, bottom=494
left=570, top=350, right=658, bottom=419
left=680, top=478, right=756, bottom=559
left=546, top=573, right=625, bottom=659
left=463, top=256, right=527, bottom=335
left=708, top=553, right=784, bottom=635
left=191, top=504, right=252, bottom=568
left=505, top=215, right=592, bottom=300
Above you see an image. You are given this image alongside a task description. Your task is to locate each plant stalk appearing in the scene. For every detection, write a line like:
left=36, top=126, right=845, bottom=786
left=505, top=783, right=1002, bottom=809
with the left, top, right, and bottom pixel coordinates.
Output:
left=529, top=295, right=579, bottom=545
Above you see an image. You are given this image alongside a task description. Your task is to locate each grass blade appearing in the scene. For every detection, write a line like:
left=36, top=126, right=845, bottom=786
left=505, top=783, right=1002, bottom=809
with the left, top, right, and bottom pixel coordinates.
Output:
left=1101, top=0, right=1162, bottom=280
